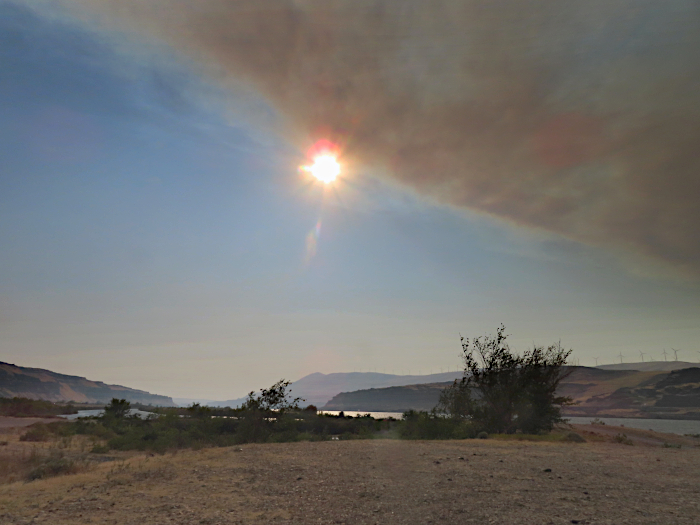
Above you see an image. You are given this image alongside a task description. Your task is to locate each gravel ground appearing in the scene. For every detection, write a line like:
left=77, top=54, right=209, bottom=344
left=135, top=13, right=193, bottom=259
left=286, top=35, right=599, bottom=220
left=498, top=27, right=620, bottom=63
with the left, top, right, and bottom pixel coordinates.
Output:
left=1, top=432, right=699, bottom=524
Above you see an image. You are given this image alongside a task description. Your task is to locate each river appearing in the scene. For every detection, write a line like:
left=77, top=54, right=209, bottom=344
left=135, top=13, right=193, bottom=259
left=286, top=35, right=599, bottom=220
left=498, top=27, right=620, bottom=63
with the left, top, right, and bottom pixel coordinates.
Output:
left=58, top=409, right=156, bottom=420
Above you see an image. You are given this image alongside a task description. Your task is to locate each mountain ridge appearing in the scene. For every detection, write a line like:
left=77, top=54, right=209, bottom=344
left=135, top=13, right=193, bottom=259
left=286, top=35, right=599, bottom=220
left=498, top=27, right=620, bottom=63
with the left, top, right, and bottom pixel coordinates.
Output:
left=0, top=362, right=176, bottom=406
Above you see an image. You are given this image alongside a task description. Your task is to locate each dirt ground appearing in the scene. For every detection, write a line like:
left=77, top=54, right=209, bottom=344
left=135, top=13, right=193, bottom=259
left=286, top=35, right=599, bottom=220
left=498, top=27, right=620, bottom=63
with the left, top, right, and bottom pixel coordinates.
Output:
left=1, top=426, right=699, bottom=524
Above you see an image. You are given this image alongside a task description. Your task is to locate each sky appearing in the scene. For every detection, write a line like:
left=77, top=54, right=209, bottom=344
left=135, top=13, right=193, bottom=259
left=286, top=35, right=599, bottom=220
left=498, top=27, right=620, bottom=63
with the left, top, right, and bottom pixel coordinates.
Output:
left=1, top=1, right=699, bottom=400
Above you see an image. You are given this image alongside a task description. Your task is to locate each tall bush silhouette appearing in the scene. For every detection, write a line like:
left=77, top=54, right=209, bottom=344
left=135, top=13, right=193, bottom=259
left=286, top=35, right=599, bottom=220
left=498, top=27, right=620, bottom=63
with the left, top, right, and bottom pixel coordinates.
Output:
left=437, top=325, right=573, bottom=433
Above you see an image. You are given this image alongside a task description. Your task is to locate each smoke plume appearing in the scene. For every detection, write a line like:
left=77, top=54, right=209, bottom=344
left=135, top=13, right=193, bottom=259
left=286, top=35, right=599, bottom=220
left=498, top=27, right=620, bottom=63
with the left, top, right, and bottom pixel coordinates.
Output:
left=50, top=1, right=700, bottom=275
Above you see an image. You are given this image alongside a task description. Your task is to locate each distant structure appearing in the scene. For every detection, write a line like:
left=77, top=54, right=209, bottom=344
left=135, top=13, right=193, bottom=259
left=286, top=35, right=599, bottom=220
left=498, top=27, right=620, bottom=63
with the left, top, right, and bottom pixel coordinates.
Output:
left=639, top=351, right=646, bottom=363
left=672, top=348, right=681, bottom=361
left=662, top=349, right=669, bottom=361
left=617, top=352, right=625, bottom=364
left=593, top=357, right=599, bottom=366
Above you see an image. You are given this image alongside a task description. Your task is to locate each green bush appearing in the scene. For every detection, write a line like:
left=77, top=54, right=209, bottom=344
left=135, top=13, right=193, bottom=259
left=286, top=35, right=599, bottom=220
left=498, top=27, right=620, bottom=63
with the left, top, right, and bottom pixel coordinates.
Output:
left=399, top=411, right=478, bottom=440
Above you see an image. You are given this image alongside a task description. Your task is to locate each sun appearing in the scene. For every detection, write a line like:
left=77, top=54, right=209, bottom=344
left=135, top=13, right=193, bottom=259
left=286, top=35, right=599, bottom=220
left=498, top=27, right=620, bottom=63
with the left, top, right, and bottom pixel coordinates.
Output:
left=304, top=154, right=340, bottom=184
left=301, top=139, right=342, bottom=184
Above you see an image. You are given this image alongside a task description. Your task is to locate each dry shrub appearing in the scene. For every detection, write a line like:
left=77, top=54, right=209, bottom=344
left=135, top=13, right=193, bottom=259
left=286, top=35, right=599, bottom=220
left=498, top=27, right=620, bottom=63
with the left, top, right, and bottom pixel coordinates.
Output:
left=613, top=433, right=633, bottom=445
left=20, top=424, right=52, bottom=442
left=564, top=432, right=586, bottom=443
left=26, top=451, right=84, bottom=481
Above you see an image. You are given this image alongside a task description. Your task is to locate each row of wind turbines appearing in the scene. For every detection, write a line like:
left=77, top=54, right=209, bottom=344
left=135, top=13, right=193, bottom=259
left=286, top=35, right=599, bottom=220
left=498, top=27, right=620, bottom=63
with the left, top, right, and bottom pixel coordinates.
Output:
left=592, top=348, right=700, bottom=365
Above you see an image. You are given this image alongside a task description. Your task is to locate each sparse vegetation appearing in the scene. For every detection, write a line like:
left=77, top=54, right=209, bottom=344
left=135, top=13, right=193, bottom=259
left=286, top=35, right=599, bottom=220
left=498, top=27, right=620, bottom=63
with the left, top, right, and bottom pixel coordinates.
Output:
left=0, top=434, right=93, bottom=484
left=25, top=451, right=84, bottom=481
left=31, top=381, right=393, bottom=453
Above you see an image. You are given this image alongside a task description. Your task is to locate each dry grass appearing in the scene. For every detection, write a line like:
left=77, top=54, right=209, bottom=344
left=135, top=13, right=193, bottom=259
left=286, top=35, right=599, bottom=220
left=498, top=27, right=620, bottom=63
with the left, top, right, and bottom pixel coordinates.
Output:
left=565, top=370, right=664, bottom=402
left=0, top=427, right=115, bottom=485
left=1, top=426, right=700, bottom=524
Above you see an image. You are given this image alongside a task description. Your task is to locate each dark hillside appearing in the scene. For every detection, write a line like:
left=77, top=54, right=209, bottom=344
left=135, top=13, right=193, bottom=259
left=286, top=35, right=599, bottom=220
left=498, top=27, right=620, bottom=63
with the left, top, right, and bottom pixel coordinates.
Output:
left=0, top=362, right=175, bottom=406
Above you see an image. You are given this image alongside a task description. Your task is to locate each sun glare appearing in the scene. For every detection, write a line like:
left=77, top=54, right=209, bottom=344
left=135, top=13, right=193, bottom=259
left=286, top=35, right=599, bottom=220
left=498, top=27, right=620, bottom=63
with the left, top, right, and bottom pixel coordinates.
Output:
left=305, top=154, right=340, bottom=184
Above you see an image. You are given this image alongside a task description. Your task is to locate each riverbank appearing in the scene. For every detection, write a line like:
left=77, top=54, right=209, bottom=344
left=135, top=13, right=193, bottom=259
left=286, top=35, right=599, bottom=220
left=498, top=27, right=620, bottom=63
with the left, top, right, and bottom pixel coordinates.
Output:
left=1, top=424, right=699, bottom=524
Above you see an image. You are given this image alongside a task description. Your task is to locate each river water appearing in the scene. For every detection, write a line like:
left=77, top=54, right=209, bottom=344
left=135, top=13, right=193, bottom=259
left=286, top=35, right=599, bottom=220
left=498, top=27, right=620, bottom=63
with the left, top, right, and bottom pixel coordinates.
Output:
left=58, top=409, right=155, bottom=420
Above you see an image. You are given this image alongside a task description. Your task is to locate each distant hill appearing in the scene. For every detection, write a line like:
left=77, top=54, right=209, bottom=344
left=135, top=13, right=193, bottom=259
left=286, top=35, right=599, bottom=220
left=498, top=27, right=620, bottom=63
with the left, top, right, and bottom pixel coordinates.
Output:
left=0, top=362, right=176, bottom=406
left=323, top=366, right=700, bottom=419
left=597, top=361, right=698, bottom=372
left=323, top=382, right=450, bottom=412
left=201, top=371, right=464, bottom=408
left=288, top=372, right=463, bottom=408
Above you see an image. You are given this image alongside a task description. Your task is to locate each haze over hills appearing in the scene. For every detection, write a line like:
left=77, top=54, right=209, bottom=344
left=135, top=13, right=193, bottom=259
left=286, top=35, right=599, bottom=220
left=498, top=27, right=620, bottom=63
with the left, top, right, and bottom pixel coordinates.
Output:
left=597, top=361, right=698, bottom=372
left=190, top=372, right=464, bottom=408
left=0, top=362, right=175, bottom=406
left=323, top=366, right=700, bottom=420
left=178, top=365, right=700, bottom=408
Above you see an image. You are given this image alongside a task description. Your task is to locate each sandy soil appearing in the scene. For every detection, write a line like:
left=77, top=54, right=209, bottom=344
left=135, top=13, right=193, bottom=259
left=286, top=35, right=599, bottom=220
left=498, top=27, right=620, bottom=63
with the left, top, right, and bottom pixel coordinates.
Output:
left=1, top=427, right=699, bottom=524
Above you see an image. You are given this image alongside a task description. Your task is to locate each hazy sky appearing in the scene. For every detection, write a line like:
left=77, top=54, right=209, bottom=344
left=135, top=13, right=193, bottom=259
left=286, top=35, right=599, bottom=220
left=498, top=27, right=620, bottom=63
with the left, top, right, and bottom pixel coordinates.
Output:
left=2, top=1, right=699, bottom=400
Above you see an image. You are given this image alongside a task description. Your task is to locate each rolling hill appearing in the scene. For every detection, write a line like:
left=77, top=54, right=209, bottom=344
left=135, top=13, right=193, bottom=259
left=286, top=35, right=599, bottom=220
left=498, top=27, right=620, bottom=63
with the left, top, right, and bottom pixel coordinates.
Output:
left=597, top=361, right=698, bottom=372
left=323, top=366, right=700, bottom=419
left=208, top=371, right=464, bottom=408
left=0, top=362, right=176, bottom=406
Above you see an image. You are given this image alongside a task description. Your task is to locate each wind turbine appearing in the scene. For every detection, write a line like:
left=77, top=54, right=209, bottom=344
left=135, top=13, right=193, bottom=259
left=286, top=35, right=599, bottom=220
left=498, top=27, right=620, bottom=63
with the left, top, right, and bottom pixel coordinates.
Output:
left=672, top=348, right=681, bottom=362
left=662, top=349, right=669, bottom=361
left=617, top=352, right=625, bottom=364
left=639, top=351, right=646, bottom=363
left=593, top=357, right=599, bottom=366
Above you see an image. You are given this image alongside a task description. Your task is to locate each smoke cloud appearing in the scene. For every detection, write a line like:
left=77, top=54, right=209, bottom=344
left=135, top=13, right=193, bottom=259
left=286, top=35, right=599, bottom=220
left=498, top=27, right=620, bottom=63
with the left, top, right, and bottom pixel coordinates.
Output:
left=49, top=1, right=700, bottom=275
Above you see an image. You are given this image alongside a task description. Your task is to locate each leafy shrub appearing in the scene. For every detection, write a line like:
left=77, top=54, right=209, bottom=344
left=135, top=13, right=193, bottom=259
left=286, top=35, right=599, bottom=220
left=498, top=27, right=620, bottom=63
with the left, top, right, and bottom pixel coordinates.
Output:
left=477, top=431, right=488, bottom=439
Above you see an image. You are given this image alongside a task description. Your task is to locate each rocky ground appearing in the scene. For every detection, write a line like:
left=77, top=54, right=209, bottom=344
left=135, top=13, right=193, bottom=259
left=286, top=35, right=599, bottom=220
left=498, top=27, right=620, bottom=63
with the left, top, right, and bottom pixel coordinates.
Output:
left=1, top=425, right=699, bottom=524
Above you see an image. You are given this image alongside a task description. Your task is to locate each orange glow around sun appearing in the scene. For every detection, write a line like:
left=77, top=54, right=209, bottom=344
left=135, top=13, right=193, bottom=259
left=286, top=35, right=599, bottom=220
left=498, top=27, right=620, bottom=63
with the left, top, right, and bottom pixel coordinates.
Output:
left=301, top=139, right=341, bottom=184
